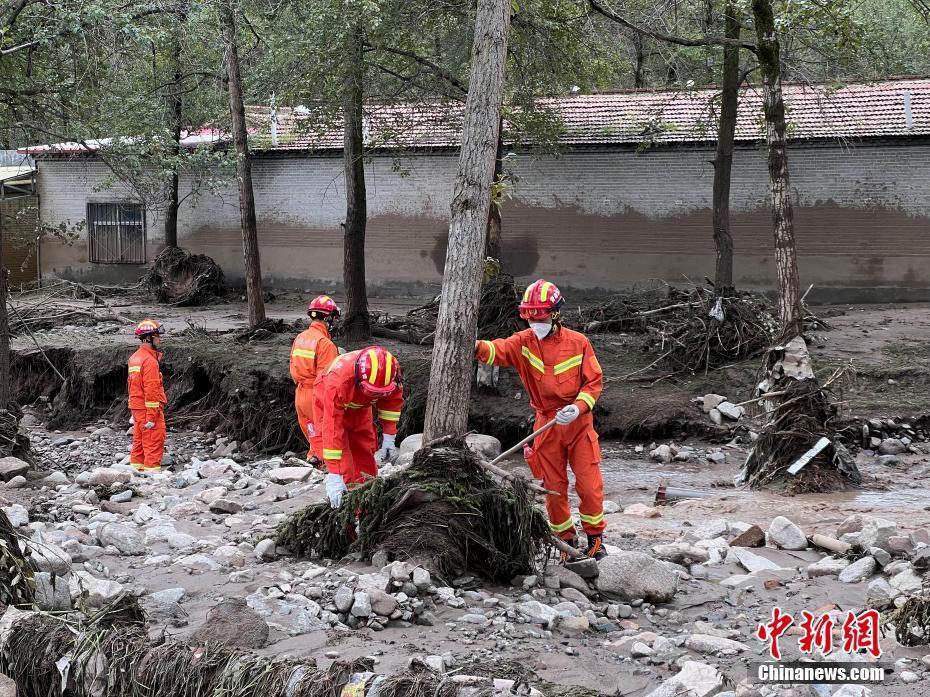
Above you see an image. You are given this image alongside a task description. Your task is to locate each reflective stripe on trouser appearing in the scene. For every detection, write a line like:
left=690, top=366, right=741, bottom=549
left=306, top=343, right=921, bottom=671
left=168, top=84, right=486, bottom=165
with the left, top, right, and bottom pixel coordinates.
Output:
left=295, top=383, right=319, bottom=461
left=527, top=410, right=605, bottom=539
left=312, top=390, right=379, bottom=485
left=130, top=408, right=166, bottom=470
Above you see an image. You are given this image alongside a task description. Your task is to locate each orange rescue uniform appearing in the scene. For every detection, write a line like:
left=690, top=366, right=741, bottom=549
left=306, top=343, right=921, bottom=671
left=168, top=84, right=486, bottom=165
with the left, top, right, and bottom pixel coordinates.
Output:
left=476, top=326, right=605, bottom=540
left=289, top=320, right=339, bottom=459
left=127, top=342, right=168, bottom=472
left=312, top=350, right=404, bottom=485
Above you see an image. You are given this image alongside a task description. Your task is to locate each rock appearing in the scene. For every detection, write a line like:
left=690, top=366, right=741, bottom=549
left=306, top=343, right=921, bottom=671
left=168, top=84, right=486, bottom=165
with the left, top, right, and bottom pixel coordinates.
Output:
left=559, top=615, right=589, bottom=633
left=516, top=600, right=558, bottom=627
left=351, top=592, right=372, bottom=618
left=267, top=467, right=314, bottom=484
left=887, top=536, right=914, bottom=555
left=70, top=571, right=124, bottom=606
left=0, top=673, right=15, bottom=697
left=34, top=572, right=72, bottom=611
left=254, top=539, right=277, bottom=561
left=876, top=454, right=900, bottom=466
left=901, top=671, right=919, bottom=684
left=652, top=543, right=710, bottom=565
left=603, top=500, right=621, bottom=514
left=716, top=401, right=744, bottom=420
left=727, top=547, right=784, bottom=573
left=109, top=489, right=132, bottom=503
left=554, top=601, right=583, bottom=617
left=564, top=557, right=600, bottom=580
left=193, top=599, right=269, bottom=649
left=369, top=589, right=397, bottom=617
left=705, top=451, right=726, bottom=464
left=399, top=433, right=502, bottom=460
left=838, top=557, right=876, bottom=583
left=209, top=498, right=243, bottom=514
left=197, top=487, right=228, bottom=505
left=44, top=471, right=70, bottom=486
left=597, top=551, right=678, bottom=603
left=867, top=578, right=897, bottom=608
left=412, top=567, right=431, bottom=589
left=167, top=533, right=197, bottom=550
left=1, top=504, right=28, bottom=528
left=4, top=475, right=25, bottom=489
left=645, top=661, right=724, bottom=697
left=547, top=564, right=595, bottom=595
left=684, top=634, right=750, bottom=654
left=334, top=586, right=354, bottom=613
left=623, top=503, right=660, bottom=518
left=858, top=518, right=897, bottom=552
left=0, top=456, right=30, bottom=482
left=30, top=540, right=71, bottom=575
left=837, top=514, right=869, bottom=536
left=631, top=641, right=654, bottom=658
left=890, top=568, right=923, bottom=595
left=650, top=445, right=673, bottom=463
left=150, top=588, right=186, bottom=605
left=87, top=467, right=131, bottom=487
left=388, top=561, right=413, bottom=581
left=729, top=525, right=765, bottom=548
left=807, top=556, right=850, bottom=578
left=98, top=523, right=146, bottom=556
left=767, top=516, right=807, bottom=550
left=870, top=547, right=891, bottom=567
left=708, top=409, right=723, bottom=426
left=213, top=546, right=246, bottom=567
left=878, top=438, right=906, bottom=455
left=177, top=554, right=222, bottom=573
left=702, top=394, right=726, bottom=413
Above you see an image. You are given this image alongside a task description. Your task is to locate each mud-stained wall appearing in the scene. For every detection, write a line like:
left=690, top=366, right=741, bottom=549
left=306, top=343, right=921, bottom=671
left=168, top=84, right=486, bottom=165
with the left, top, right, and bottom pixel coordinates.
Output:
left=34, top=139, right=930, bottom=300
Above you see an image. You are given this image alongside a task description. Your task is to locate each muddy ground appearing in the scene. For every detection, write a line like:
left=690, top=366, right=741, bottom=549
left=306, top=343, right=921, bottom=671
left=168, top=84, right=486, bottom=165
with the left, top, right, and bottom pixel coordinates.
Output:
left=4, top=288, right=930, bottom=697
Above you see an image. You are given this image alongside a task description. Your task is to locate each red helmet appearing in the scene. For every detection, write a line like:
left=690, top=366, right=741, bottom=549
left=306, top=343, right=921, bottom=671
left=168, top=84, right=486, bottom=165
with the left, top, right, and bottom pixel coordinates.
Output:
left=519, top=279, right=564, bottom=320
left=134, top=318, right=164, bottom=339
left=307, top=294, right=340, bottom=318
left=356, top=346, right=399, bottom=397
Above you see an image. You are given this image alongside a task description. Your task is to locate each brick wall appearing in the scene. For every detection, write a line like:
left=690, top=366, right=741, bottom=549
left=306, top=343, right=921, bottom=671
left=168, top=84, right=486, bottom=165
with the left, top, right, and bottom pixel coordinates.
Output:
left=34, top=139, right=930, bottom=299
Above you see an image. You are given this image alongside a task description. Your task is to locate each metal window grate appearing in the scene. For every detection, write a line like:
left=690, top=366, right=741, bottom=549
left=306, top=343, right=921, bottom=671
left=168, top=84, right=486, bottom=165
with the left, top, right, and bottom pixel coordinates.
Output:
left=87, top=202, right=146, bottom=264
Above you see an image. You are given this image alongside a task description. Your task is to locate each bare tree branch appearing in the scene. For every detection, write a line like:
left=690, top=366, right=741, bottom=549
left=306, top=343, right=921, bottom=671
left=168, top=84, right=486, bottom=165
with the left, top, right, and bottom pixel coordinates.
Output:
left=364, top=41, right=468, bottom=94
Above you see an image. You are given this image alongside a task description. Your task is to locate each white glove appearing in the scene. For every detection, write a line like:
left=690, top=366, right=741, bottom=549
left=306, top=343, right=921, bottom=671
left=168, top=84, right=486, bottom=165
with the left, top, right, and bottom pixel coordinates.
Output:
left=325, top=473, right=348, bottom=509
left=129, top=415, right=135, bottom=425
left=555, top=404, right=580, bottom=426
left=144, top=421, right=156, bottom=430
left=375, top=434, right=396, bottom=464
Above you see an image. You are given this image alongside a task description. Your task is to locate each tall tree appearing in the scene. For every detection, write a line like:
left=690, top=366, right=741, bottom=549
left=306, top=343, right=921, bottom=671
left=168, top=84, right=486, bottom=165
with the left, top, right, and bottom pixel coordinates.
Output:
left=0, top=209, right=9, bottom=410
left=163, top=9, right=187, bottom=249
left=752, top=0, right=801, bottom=337
left=219, top=0, right=265, bottom=328
left=711, top=0, right=740, bottom=296
left=423, top=0, right=511, bottom=441
left=342, top=13, right=370, bottom=342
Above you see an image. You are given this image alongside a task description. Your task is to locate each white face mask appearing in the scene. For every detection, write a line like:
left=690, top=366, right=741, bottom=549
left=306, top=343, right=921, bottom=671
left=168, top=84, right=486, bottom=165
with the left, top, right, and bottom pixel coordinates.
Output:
left=529, top=322, right=552, bottom=340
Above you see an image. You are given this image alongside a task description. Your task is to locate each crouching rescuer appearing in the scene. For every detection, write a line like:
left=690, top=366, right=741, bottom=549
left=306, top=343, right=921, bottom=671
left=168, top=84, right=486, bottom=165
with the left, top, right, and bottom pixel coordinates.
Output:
left=289, top=295, right=340, bottom=466
left=128, top=319, right=168, bottom=473
left=475, top=279, right=607, bottom=560
left=312, top=346, right=404, bottom=508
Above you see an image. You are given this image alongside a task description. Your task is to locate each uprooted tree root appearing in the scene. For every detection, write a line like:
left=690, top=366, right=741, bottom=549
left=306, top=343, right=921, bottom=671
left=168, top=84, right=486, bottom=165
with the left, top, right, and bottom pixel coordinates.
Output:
left=0, top=510, right=34, bottom=609
left=884, top=596, right=930, bottom=647
left=0, top=403, right=30, bottom=459
left=275, top=444, right=550, bottom=582
left=740, top=337, right=860, bottom=493
left=144, top=247, right=225, bottom=306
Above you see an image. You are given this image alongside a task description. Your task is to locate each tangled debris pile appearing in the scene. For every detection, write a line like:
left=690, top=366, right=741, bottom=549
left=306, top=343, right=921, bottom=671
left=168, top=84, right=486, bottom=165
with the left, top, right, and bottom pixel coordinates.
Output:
left=572, top=284, right=688, bottom=334
left=276, top=443, right=550, bottom=582
left=0, top=509, right=33, bottom=608
left=144, top=247, right=225, bottom=306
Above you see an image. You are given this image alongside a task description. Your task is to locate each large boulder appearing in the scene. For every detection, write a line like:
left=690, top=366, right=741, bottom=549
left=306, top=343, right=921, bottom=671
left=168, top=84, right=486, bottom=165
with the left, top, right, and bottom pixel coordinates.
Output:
left=0, top=457, right=30, bottom=482
left=398, top=433, right=502, bottom=460
left=34, top=572, right=72, bottom=611
left=596, top=551, right=678, bottom=603
left=192, top=599, right=269, bottom=649
left=97, top=523, right=146, bottom=556
left=766, top=516, right=807, bottom=551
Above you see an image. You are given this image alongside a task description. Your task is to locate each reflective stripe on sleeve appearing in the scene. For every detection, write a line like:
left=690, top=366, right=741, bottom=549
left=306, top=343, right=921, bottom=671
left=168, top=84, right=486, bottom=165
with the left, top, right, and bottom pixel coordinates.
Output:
left=323, top=449, right=343, bottom=460
left=521, top=346, right=545, bottom=374
left=291, top=348, right=317, bottom=359
left=144, top=401, right=161, bottom=409
left=577, top=392, right=596, bottom=410
left=480, top=340, right=496, bottom=365
left=378, top=409, right=401, bottom=422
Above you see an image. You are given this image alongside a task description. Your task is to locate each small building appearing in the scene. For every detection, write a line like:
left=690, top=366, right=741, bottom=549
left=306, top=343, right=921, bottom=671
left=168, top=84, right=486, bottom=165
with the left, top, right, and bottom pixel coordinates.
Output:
left=22, top=77, right=930, bottom=302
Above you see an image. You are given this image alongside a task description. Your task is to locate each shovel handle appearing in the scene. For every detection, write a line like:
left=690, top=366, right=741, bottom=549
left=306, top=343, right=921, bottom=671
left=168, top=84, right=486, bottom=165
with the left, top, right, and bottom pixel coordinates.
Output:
left=489, top=418, right=558, bottom=467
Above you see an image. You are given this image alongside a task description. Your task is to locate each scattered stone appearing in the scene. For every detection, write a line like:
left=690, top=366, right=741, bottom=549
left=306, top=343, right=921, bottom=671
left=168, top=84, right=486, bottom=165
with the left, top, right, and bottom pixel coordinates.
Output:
left=97, top=523, right=146, bottom=556
left=177, top=554, right=222, bottom=573
left=650, top=445, right=673, bottom=463
left=558, top=615, right=589, bottom=633
left=727, top=547, right=784, bottom=573
left=837, top=514, right=869, bottom=536
left=701, top=394, right=726, bottom=413
left=87, top=468, right=131, bottom=487
left=0, top=456, right=30, bottom=482
left=193, top=599, right=269, bottom=649
left=603, top=500, right=621, bottom=514
left=652, top=543, right=709, bottom=565
left=623, top=503, right=660, bottom=518
left=684, top=634, right=750, bottom=655
left=767, top=516, right=807, bottom=550
left=254, top=539, right=277, bottom=562
left=597, top=551, right=678, bottom=603
left=334, top=586, right=354, bottom=613
left=209, top=498, right=243, bottom=514
left=645, top=661, right=724, bottom=697
left=716, top=401, right=744, bottom=420
left=890, top=568, right=923, bottom=595
left=729, top=525, right=765, bottom=548
left=858, top=518, right=897, bottom=552
left=564, top=557, right=600, bottom=580
left=516, top=600, right=558, bottom=628
left=34, top=572, right=72, bottom=611
left=0, top=673, right=14, bottom=697
left=70, top=571, right=124, bottom=607
left=369, top=589, right=398, bottom=617
left=4, top=475, right=25, bottom=489
left=351, top=592, right=372, bottom=618
left=1, top=504, right=28, bottom=528
left=867, top=578, right=897, bottom=608
left=876, top=455, right=900, bottom=466
left=44, top=471, right=70, bottom=486
left=705, top=451, right=726, bottom=464
left=838, top=557, right=877, bottom=583
left=901, top=671, right=919, bottom=684
left=708, top=409, right=723, bottom=426
left=870, top=547, right=891, bottom=567
left=412, top=567, right=431, bottom=589
left=878, top=438, right=906, bottom=455
left=807, top=556, right=851, bottom=578
left=267, top=467, right=315, bottom=484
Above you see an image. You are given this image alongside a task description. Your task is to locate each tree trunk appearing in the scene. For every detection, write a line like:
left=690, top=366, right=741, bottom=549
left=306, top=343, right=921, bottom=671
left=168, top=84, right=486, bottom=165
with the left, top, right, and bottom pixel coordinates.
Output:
left=342, top=18, right=371, bottom=342
left=633, top=33, right=645, bottom=88
left=711, top=1, right=738, bottom=296
left=752, top=0, right=801, bottom=338
left=163, top=19, right=184, bottom=249
left=219, top=0, right=265, bottom=328
left=485, top=117, right=504, bottom=260
left=0, top=206, right=9, bottom=409
left=423, top=0, right=511, bottom=442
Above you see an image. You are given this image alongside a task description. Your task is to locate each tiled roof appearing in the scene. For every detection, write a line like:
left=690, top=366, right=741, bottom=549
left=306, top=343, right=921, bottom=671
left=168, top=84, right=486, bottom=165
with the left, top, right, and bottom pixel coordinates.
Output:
left=20, top=77, right=930, bottom=155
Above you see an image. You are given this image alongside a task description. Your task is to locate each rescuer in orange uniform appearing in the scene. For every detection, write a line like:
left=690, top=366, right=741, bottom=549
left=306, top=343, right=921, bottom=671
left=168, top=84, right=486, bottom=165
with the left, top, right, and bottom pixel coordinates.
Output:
left=313, top=346, right=404, bottom=508
left=128, top=319, right=168, bottom=473
left=290, top=295, right=340, bottom=465
left=475, top=279, right=607, bottom=560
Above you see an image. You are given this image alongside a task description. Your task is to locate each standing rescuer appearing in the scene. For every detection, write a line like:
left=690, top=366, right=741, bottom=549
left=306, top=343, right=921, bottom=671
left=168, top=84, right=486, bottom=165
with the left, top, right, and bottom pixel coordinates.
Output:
left=128, top=319, right=168, bottom=473
left=313, top=346, right=404, bottom=508
left=475, top=279, right=607, bottom=560
left=290, top=295, right=340, bottom=466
